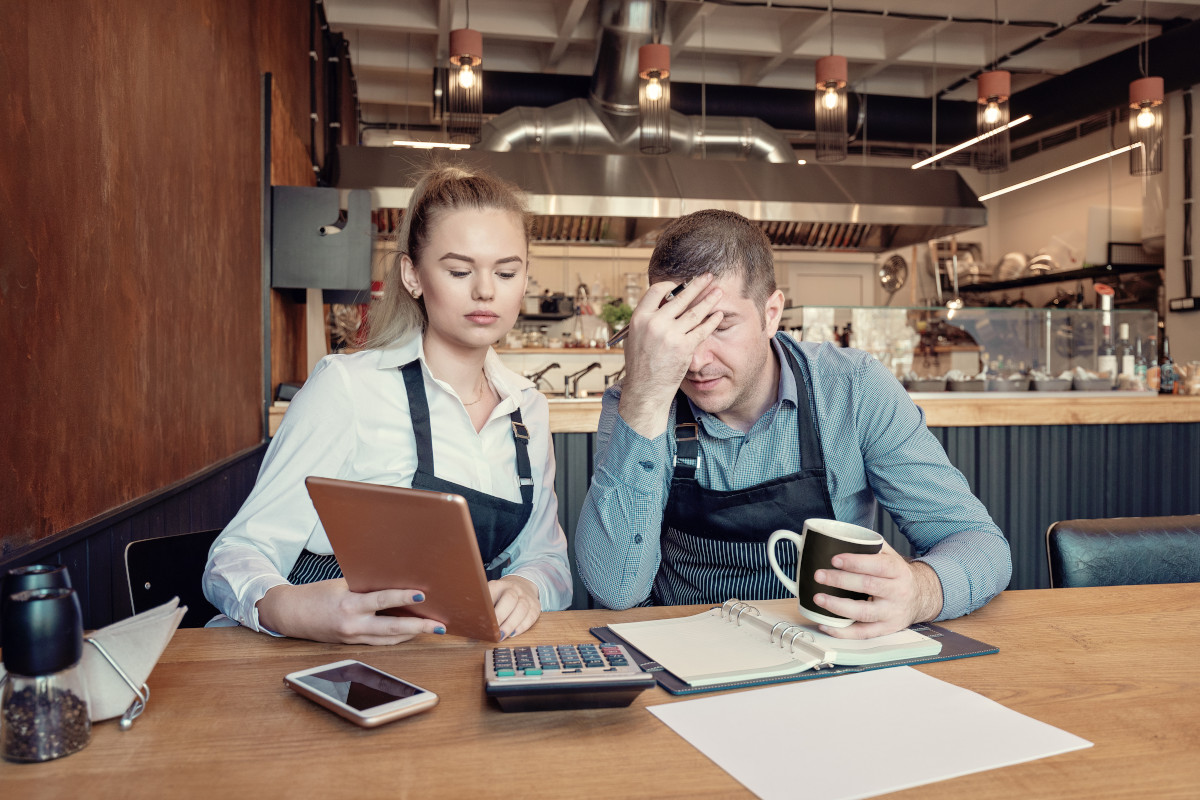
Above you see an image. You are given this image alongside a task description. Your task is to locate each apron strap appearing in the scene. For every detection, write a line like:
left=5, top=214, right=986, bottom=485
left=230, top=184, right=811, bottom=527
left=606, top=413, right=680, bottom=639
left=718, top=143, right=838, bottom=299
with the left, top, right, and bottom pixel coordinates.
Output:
left=781, top=344, right=824, bottom=473
left=510, top=408, right=535, bottom=508
left=400, top=360, right=436, bottom=474
left=672, top=395, right=700, bottom=480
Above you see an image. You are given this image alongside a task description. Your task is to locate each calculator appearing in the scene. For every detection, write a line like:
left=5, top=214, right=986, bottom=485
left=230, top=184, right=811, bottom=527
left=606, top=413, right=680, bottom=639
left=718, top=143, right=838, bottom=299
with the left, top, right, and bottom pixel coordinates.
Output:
left=484, top=643, right=657, bottom=712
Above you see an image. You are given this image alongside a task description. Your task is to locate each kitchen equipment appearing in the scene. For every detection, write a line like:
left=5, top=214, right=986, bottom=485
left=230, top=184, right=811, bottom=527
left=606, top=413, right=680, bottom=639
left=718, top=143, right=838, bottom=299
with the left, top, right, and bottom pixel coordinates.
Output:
left=878, top=255, right=908, bottom=306
left=997, top=252, right=1028, bottom=282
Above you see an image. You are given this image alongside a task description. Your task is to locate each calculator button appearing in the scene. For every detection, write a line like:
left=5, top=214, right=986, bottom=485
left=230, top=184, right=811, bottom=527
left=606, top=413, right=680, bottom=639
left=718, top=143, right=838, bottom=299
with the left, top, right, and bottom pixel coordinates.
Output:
left=523, top=668, right=543, bottom=676
left=495, top=669, right=516, bottom=677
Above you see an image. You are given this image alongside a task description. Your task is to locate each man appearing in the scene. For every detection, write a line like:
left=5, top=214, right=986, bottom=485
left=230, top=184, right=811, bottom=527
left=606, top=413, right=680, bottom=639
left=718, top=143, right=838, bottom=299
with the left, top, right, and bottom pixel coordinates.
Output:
left=574, top=210, right=1010, bottom=638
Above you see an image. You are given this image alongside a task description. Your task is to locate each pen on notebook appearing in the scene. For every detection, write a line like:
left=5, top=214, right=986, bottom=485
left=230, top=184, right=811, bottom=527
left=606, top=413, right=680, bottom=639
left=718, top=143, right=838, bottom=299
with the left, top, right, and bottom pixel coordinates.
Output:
left=605, top=278, right=694, bottom=347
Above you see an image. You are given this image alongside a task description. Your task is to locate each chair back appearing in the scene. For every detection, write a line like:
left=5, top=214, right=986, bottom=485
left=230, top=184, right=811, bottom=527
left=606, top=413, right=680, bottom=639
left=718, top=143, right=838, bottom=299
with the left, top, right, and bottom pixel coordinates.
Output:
left=125, top=530, right=223, bottom=627
left=1046, top=515, right=1200, bottom=588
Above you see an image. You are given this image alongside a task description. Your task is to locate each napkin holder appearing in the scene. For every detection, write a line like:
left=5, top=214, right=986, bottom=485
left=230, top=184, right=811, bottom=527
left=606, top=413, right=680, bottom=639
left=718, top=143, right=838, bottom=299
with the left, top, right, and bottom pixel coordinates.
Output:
left=79, top=597, right=186, bottom=729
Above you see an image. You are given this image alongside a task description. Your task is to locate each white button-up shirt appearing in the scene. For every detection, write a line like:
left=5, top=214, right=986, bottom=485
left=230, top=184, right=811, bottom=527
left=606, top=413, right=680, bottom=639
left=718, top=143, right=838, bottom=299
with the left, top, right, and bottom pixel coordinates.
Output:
left=203, top=334, right=572, bottom=633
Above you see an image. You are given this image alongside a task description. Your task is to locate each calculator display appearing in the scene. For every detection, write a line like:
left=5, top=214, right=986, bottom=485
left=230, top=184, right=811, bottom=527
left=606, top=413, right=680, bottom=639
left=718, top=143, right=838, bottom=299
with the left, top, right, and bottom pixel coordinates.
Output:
left=295, top=662, right=424, bottom=710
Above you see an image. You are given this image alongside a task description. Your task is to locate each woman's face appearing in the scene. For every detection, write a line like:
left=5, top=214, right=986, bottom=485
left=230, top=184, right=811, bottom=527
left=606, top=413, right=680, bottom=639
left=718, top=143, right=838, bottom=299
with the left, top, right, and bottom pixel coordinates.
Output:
left=401, top=207, right=528, bottom=355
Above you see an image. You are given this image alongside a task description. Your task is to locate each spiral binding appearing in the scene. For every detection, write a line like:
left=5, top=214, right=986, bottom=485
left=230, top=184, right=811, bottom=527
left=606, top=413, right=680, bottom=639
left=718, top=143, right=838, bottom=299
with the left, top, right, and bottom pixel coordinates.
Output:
left=719, top=599, right=760, bottom=626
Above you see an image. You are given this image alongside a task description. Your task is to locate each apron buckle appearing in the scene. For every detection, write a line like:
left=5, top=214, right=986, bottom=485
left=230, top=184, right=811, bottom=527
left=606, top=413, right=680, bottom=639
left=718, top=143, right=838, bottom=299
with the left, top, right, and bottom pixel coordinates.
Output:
left=674, top=422, right=699, bottom=441
left=511, top=421, right=530, bottom=440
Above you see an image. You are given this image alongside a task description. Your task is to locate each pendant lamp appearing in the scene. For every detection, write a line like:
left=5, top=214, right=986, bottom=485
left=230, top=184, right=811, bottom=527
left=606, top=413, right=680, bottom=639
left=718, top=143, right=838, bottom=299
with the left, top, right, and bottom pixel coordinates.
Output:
left=447, top=27, right=482, bottom=145
left=1129, top=77, right=1164, bottom=175
left=638, top=43, right=671, bottom=154
left=974, top=70, right=1011, bottom=173
left=814, top=54, right=848, bottom=162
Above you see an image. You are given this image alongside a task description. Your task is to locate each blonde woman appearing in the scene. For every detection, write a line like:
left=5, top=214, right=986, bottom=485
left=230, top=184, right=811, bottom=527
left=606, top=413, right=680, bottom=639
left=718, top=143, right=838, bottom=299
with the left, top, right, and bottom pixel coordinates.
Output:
left=203, top=166, right=571, bottom=644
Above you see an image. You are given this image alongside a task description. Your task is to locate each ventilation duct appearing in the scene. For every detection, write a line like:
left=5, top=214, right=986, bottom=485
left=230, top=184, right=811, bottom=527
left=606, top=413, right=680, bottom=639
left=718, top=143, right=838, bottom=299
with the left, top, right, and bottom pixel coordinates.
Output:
left=334, top=0, right=986, bottom=251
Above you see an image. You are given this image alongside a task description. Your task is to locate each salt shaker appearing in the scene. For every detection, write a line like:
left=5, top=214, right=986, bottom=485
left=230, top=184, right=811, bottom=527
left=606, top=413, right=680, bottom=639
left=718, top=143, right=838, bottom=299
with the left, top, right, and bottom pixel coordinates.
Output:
left=1, top=586, right=91, bottom=762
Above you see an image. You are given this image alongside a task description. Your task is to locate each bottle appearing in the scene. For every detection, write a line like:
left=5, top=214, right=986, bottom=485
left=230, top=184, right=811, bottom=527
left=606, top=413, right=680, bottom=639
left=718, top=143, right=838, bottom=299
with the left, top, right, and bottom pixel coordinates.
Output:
left=1095, top=290, right=1116, bottom=385
left=1117, top=323, right=1134, bottom=378
left=1096, top=338, right=1117, bottom=386
left=1146, top=335, right=1160, bottom=391
left=840, top=323, right=853, bottom=348
left=1159, top=335, right=1177, bottom=395
left=1134, top=336, right=1147, bottom=389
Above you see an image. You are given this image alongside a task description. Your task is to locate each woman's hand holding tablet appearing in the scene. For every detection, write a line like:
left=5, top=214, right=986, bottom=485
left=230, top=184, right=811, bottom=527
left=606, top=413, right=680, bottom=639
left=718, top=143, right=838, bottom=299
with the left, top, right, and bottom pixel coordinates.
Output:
left=489, top=575, right=542, bottom=640
left=256, top=579, right=446, bottom=645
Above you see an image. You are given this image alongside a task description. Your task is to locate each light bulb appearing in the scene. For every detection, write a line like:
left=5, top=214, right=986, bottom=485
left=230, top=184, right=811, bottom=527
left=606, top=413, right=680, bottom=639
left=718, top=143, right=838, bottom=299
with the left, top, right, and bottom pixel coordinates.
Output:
left=645, top=76, right=662, bottom=102
left=983, top=101, right=1001, bottom=125
left=821, top=86, right=840, bottom=110
left=457, top=65, right=476, bottom=90
left=1136, top=106, right=1156, bottom=130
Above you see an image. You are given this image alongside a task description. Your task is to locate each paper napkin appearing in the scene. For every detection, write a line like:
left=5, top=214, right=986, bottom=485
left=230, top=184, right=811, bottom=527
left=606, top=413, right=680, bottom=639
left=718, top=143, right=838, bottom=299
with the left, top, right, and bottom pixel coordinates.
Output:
left=81, top=597, right=186, bottom=722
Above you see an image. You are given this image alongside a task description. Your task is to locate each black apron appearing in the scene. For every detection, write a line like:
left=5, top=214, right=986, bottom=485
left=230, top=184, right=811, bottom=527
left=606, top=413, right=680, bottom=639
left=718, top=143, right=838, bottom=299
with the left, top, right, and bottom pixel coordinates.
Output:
left=650, top=345, right=836, bottom=606
left=288, top=359, right=534, bottom=584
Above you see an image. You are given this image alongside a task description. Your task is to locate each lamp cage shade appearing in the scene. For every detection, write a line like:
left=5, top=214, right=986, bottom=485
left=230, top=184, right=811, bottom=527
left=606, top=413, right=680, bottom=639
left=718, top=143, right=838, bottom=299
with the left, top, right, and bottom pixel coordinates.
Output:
left=974, top=70, right=1011, bottom=173
left=1128, top=76, right=1164, bottom=176
left=638, top=44, right=671, bottom=154
left=448, top=28, right=483, bottom=144
left=814, top=55, right=848, bottom=162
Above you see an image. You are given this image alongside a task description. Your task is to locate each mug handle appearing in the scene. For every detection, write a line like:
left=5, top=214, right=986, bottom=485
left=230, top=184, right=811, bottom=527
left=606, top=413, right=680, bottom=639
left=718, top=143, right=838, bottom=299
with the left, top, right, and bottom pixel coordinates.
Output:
left=766, top=529, right=805, bottom=597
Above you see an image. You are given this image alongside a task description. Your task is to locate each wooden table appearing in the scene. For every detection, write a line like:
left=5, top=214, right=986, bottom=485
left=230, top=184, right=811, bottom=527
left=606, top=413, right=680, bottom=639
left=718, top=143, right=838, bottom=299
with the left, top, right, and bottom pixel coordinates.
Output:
left=3, top=584, right=1198, bottom=798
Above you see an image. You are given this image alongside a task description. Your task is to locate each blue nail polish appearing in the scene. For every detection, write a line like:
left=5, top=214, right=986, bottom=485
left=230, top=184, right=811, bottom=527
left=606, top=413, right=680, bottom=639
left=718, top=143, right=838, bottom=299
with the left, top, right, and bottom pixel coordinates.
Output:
left=413, top=593, right=425, bottom=602
left=499, top=631, right=507, bottom=641
left=433, top=625, right=446, bottom=635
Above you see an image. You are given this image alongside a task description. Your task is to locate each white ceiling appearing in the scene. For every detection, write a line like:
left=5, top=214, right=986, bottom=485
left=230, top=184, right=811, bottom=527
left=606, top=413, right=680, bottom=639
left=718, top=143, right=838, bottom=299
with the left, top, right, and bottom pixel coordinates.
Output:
left=325, top=0, right=1200, bottom=127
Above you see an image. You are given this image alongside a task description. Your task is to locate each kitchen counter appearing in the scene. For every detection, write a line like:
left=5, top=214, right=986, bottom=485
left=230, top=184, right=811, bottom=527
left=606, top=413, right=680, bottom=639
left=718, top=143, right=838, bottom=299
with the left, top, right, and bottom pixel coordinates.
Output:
left=543, top=393, right=1200, bottom=433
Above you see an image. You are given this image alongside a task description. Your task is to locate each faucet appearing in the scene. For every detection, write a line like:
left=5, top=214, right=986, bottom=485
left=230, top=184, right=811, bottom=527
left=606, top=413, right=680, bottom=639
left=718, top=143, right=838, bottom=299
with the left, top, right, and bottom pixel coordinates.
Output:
left=564, top=362, right=602, bottom=398
left=525, top=362, right=559, bottom=391
left=604, top=365, right=626, bottom=388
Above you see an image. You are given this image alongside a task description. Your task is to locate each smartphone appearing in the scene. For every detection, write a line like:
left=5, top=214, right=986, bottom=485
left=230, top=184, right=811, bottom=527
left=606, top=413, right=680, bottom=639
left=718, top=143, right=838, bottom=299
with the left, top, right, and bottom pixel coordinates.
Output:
left=284, top=659, right=439, bottom=727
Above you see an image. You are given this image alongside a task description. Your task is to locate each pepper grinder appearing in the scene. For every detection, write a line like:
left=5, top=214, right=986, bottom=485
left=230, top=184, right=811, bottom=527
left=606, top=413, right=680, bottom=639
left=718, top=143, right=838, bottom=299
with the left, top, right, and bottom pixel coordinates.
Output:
left=1, top=586, right=92, bottom=762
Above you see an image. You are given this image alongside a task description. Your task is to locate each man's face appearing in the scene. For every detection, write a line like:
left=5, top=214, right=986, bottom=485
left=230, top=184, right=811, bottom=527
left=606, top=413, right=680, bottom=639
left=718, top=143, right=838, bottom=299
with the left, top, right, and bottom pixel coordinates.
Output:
left=678, top=271, right=784, bottom=429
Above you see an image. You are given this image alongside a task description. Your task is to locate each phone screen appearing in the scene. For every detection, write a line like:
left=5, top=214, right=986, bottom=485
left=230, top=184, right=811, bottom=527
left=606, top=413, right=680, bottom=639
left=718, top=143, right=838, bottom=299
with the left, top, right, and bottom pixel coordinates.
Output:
left=293, top=662, right=425, bottom=711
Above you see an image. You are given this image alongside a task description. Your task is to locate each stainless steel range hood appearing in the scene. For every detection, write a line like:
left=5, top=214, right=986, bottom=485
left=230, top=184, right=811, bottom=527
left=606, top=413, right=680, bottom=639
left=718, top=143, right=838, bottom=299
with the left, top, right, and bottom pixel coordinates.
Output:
left=334, top=146, right=986, bottom=252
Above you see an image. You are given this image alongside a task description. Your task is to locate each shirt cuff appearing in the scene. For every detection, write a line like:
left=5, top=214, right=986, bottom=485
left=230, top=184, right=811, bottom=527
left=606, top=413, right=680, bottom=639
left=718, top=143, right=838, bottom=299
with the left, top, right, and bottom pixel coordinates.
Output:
left=601, top=413, right=671, bottom=493
left=242, top=574, right=291, bottom=636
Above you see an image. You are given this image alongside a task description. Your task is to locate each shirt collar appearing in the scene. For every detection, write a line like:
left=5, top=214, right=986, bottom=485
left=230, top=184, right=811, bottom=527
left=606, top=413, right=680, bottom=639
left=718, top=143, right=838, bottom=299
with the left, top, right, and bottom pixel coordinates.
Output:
left=371, top=333, right=534, bottom=413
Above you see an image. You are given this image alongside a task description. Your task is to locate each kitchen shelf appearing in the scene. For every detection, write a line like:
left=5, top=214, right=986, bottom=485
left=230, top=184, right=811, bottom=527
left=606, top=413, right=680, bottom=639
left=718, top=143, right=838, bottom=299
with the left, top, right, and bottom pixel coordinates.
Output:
left=519, top=312, right=575, bottom=321
left=953, top=262, right=1161, bottom=295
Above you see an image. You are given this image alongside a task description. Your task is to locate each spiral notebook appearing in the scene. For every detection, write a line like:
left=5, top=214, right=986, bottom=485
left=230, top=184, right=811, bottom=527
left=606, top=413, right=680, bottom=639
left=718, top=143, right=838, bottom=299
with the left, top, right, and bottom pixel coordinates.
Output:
left=592, top=599, right=998, bottom=695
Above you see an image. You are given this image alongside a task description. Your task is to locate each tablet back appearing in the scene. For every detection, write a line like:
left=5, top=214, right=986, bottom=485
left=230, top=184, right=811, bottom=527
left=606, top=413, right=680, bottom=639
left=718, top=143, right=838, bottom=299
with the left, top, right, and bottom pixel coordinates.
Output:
left=304, top=476, right=502, bottom=642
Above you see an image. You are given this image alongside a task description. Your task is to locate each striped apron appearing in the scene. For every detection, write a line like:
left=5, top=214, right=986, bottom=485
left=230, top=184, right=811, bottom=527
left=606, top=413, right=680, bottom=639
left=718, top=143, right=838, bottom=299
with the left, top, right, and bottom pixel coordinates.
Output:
left=650, top=346, right=836, bottom=606
left=288, top=359, right=534, bottom=585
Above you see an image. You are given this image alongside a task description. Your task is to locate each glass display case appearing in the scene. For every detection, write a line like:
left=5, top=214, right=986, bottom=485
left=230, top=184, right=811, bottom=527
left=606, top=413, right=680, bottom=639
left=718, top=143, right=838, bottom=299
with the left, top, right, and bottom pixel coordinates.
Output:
left=787, top=306, right=1160, bottom=392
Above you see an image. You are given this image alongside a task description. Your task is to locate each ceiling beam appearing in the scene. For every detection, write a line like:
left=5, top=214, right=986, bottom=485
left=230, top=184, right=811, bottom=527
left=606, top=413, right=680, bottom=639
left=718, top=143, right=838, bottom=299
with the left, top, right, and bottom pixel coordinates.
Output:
left=741, top=13, right=825, bottom=86
left=547, top=0, right=590, bottom=70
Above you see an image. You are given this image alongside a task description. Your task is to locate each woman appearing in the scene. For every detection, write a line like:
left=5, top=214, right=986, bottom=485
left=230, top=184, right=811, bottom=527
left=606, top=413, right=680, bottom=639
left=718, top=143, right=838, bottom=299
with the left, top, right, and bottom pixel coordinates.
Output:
left=203, top=165, right=572, bottom=644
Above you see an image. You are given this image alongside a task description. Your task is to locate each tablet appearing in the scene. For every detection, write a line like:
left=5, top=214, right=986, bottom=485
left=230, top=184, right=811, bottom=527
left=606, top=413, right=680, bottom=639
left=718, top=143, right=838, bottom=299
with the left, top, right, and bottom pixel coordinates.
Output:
left=304, top=476, right=502, bottom=642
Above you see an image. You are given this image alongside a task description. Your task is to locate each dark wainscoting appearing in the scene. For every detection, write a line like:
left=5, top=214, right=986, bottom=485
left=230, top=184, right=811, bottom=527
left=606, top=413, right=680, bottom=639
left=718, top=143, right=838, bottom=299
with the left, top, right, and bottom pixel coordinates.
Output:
left=9, top=422, right=1196, bottom=628
left=555, top=423, right=1200, bottom=604
left=0, top=445, right=267, bottom=631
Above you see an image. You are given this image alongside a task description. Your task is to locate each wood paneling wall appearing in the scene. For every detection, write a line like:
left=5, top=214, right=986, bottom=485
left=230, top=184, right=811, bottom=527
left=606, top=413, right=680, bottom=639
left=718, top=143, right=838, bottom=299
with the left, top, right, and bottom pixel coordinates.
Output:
left=1, top=0, right=315, bottom=558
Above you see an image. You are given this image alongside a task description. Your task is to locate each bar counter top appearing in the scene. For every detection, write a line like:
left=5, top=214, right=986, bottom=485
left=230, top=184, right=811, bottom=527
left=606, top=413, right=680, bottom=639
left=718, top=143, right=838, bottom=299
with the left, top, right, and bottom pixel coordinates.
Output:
left=543, top=393, right=1200, bottom=433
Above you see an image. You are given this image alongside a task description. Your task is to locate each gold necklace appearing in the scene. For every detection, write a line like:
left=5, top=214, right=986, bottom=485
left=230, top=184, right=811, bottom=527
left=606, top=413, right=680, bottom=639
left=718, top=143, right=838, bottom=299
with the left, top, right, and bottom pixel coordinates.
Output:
left=463, top=372, right=490, bottom=406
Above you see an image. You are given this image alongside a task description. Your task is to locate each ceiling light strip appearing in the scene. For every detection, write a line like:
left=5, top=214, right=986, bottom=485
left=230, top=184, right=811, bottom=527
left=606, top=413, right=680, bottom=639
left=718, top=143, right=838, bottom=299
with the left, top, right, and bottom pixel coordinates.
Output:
left=390, top=140, right=471, bottom=150
left=977, top=143, right=1140, bottom=202
left=911, top=115, right=1032, bottom=169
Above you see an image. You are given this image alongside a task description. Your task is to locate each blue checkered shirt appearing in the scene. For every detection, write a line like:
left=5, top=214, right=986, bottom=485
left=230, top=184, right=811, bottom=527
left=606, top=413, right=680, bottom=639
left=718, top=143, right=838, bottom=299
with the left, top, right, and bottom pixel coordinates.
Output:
left=574, top=335, right=1012, bottom=616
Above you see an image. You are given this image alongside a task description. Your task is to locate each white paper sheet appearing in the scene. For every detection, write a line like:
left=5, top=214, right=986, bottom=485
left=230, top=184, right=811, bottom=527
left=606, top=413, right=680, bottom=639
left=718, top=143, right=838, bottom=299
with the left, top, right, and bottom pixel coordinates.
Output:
left=648, top=666, right=1092, bottom=800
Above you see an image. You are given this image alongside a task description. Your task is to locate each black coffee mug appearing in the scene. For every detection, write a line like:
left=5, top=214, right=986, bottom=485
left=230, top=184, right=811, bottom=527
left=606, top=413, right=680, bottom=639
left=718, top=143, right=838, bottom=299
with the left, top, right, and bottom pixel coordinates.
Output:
left=767, top=519, right=884, bottom=628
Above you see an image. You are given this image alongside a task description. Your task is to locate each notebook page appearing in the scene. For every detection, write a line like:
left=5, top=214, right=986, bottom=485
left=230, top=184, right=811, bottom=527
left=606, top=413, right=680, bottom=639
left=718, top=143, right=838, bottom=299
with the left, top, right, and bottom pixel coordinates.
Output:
left=609, top=610, right=823, bottom=686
